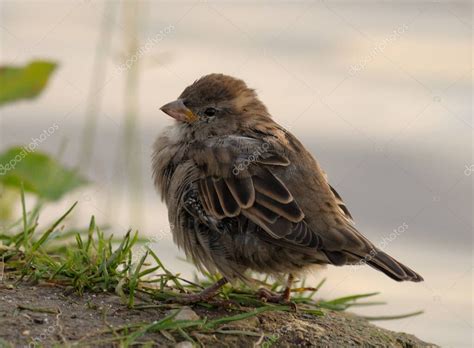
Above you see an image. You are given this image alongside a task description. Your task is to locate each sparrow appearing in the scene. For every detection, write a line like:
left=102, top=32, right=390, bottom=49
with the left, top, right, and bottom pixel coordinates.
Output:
left=153, top=74, right=423, bottom=303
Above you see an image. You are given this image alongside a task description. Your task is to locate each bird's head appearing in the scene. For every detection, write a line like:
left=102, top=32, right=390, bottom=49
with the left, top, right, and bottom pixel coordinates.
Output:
left=160, top=74, right=269, bottom=135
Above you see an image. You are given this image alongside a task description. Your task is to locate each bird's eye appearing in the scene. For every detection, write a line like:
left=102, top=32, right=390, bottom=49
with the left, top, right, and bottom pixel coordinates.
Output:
left=204, top=107, right=217, bottom=116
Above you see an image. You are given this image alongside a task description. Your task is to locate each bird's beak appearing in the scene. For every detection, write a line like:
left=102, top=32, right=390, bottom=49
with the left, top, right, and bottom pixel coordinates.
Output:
left=160, top=99, right=198, bottom=123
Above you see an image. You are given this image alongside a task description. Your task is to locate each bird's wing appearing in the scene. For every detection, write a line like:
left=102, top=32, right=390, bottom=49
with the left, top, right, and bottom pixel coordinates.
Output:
left=190, top=135, right=321, bottom=250
left=329, top=184, right=354, bottom=222
left=188, top=134, right=422, bottom=282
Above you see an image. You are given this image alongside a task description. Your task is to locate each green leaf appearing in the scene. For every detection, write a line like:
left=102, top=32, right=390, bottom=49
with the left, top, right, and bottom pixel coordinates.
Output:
left=0, top=147, right=87, bottom=201
left=0, top=61, right=57, bottom=106
left=0, top=185, right=17, bottom=220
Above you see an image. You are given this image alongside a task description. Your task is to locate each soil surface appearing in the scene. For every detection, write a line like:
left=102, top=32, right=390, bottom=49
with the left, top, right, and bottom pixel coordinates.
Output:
left=0, top=279, right=436, bottom=347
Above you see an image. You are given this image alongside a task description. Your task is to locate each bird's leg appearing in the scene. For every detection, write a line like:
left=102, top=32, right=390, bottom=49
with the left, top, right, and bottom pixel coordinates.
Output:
left=282, top=273, right=294, bottom=302
left=169, top=277, right=228, bottom=304
left=257, top=274, right=295, bottom=304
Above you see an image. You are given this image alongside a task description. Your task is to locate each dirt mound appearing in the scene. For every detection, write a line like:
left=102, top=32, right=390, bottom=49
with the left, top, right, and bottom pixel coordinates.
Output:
left=0, top=282, right=435, bottom=347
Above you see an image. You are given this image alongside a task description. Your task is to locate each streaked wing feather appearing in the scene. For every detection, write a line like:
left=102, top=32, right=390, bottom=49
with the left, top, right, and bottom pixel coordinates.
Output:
left=330, top=185, right=353, bottom=221
left=204, top=177, right=226, bottom=219
left=213, top=177, right=241, bottom=217
left=253, top=172, right=293, bottom=204
left=195, top=136, right=318, bottom=251
left=256, top=153, right=290, bottom=166
left=245, top=202, right=279, bottom=224
left=255, top=192, right=304, bottom=223
left=224, top=175, right=255, bottom=208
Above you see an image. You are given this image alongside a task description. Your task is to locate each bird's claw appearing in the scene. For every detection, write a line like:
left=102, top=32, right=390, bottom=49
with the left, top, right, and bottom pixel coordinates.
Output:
left=257, top=288, right=298, bottom=311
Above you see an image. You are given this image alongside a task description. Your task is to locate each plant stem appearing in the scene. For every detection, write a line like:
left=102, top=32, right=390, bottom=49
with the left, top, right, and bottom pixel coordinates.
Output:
left=121, top=0, right=144, bottom=227
left=79, top=0, right=118, bottom=170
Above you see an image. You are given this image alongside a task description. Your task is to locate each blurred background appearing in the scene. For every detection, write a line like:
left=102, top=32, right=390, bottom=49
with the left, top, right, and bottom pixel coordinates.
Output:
left=0, top=0, right=471, bottom=346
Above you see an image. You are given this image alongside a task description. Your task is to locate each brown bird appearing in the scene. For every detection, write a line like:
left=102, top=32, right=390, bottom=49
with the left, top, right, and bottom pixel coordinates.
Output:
left=153, top=74, right=423, bottom=303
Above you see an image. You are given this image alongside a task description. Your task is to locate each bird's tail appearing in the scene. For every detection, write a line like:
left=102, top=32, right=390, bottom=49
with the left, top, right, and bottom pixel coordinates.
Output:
left=362, top=249, right=423, bottom=282
left=322, top=224, right=423, bottom=282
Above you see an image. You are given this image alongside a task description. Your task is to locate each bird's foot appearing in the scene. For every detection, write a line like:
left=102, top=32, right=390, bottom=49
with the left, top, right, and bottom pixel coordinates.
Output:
left=257, top=288, right=297, bottom=311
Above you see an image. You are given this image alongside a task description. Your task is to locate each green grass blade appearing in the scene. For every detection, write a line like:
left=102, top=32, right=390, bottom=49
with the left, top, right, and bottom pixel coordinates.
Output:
left=362, top=310, right=424, bottom=321
left=128, top=250, right=149, bottom=308
left=20, top=183, right=28, bottom=248
left=30, top=202, right=77, bottom=253
left=147, top=247, right=184, bottom=291
left=204, top=306, right=288, bottom=329
left=323, top=292, right=380, bottom=305
left=85, top=215, right=95, bottom=253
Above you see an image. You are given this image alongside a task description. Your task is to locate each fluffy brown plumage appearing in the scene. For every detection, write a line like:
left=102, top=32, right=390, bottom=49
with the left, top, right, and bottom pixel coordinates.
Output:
left=153, top=74, right=422, bottom=302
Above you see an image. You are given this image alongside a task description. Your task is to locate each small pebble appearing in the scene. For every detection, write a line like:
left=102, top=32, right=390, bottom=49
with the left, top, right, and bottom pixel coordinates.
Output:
left=170, top=306, right=200, bottom=321
left=33, top=317, right=46, bottom=324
